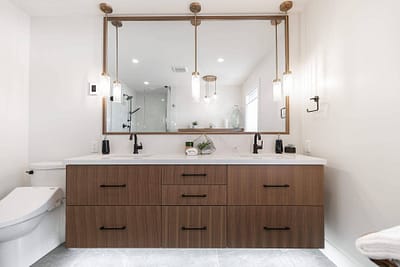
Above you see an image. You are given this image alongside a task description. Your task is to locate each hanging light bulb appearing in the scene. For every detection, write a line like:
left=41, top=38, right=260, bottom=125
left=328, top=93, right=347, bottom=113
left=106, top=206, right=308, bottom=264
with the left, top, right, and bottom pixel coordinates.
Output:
left=203, top=75, right=217, bottom=102
left=100, top=73, right=111, bottom=97
left=282, top=14, right=293, bottom=97
left=283, top=71, right=293, bottom=97
left=273, top=79, right=282, bottom=102
left=112, top=20, right=122, bottom=103
left=190, top=2, right=201, bottom=102
left=272, top=19, right=282, bottom=102
left=192, top=72, right=200, bottom=102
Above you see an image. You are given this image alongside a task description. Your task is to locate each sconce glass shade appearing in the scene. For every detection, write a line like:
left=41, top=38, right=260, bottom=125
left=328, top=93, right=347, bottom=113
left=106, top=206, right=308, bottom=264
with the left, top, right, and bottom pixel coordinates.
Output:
left=192, top=73, right=201, bottom=102
left=213, top=92, right=218, bottom=100
left=283, top=71, right=293, bottom=97
left=112, top=81, right=122, bottom=103
left=273, top=79, right=282, bottom=102
left=204, top=96, right=210, bottom=104
left=100, top=73, right=111, bottom=97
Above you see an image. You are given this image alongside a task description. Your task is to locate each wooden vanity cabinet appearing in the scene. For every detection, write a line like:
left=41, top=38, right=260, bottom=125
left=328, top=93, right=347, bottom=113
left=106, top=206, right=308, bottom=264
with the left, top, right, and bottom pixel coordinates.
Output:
left=66, top=164, right=324, bottom=249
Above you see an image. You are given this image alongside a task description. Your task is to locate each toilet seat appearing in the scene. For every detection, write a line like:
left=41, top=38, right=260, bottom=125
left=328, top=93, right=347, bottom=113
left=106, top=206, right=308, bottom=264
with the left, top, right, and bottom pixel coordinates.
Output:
left=0, top=187, right=63, bottom=229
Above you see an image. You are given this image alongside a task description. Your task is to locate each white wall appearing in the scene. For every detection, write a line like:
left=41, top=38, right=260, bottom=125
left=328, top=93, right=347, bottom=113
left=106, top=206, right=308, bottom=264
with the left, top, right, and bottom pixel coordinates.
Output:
left=0, top=0, right=30, bottom=198
left=300, top=0, right=400, bottom=266
left=28, top=15, right=302, bottom=160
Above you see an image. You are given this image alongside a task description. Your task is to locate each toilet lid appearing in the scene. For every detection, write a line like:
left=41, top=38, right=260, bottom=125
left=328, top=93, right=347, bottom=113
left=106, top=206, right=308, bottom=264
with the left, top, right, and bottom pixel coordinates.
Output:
left=0, top=187, right=63, bottom=228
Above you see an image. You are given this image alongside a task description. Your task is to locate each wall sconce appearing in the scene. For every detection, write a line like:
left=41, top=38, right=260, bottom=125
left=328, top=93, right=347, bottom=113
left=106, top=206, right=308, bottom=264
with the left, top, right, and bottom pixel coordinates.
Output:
left=190, top=2, right=202, bottom=102
left=272, top=19, right=282, bottom=102
left=99, top=3, right=113, bottom=97
left=307, top=96, right=320, bottom=113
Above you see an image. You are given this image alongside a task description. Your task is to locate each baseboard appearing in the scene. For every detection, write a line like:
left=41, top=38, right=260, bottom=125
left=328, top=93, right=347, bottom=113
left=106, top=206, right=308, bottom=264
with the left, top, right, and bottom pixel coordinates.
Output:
left=320, top=239, right=365, bottom=267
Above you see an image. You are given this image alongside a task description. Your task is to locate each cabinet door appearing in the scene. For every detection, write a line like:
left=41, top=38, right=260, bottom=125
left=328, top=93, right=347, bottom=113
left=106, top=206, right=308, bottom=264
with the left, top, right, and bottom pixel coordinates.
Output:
left=227, top=206, right=324, bottom=248
left=227, top=165, right=323, bottom=205
left=162, top=165, right=227, bottom=185
left=67, top=165, right=161, bottom=205
left=162, top=206, right=226, bottom=248
left=162, top=185, right=226, bottom=205
left=66, top=206, right=161, bottom=248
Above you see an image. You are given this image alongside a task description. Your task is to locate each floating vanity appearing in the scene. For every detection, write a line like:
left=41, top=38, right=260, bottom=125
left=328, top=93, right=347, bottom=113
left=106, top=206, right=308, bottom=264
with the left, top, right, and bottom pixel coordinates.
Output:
left=64, top=154, right=326, bottom=249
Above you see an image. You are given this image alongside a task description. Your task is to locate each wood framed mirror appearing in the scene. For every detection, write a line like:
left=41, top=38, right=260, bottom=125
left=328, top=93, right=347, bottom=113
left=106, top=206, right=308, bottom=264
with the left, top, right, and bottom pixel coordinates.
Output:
left=102, top=14, right=291, bottom=135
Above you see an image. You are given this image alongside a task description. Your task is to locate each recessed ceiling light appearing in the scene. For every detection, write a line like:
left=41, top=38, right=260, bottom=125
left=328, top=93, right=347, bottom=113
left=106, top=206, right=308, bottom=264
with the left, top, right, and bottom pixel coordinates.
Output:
left=217, top=58, right=225, bottom=63
left=144, top=81, right=149, bottom=85
left=132, top=58, right=140, bottom=64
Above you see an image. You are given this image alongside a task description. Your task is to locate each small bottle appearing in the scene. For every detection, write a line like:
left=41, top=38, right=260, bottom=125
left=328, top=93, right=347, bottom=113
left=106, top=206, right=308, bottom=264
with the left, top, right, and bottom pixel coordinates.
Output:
left=102, top=137, right=110, bottom=155
left=275, top=135, right=283, bottom=154
left=185, top=141, right=198, bottom=156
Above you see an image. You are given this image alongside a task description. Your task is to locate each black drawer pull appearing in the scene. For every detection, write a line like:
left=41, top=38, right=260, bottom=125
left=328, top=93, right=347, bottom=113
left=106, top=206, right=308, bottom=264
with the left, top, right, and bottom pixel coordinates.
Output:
left=181, top=173, right=207, bottom=177
left=99, top=226, right=127, bottom=231
left=99, top=184, right=127, bottom=188
left=181, top=194, right=207, bottom=198
left=264, top=226, right=291, bottom=231
left=263, top=184, right=290, bottom=188
left=181, top=226, right=207, bottom=231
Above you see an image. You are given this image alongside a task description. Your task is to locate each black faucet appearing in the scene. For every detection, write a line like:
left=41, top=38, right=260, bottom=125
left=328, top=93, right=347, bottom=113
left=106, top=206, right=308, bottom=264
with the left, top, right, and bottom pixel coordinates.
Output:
left=253, top=133, right=263, bottom=154
left=129, top=133, right=143, bottom=154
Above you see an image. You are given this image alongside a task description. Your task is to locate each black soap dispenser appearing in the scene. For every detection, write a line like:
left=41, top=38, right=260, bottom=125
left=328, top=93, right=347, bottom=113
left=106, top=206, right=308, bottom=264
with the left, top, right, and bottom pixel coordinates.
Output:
left=275, top=135, right=283, bottom=154
left=102, top=136, right=110, bottom=155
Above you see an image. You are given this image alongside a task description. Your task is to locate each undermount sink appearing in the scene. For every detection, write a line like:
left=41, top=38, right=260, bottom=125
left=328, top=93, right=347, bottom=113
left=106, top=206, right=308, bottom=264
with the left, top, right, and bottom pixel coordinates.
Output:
left=102, top=154, right=152, bottom=160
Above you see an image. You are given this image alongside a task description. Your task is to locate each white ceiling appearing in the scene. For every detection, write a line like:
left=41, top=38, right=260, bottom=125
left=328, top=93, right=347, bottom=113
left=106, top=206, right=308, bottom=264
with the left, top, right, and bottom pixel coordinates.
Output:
left=11, top=0, right=309, bottom=17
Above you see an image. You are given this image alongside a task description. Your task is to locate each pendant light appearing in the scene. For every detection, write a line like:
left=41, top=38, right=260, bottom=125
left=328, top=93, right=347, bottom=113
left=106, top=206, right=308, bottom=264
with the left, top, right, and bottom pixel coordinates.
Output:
left=99, top=3, right=113, bottom=97
left=203, top=75, right=217, bottom=102
left=272, top=19, right=282, bottom=102
left=190, top=2, right=201, bottom=102
left=281, top=1, right=294, bottom=97
left=111, top=20, right=123, bottom=103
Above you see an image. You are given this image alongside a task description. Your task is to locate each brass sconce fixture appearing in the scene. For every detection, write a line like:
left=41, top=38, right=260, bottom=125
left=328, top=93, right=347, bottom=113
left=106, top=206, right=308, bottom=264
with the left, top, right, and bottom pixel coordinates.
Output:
left=111, top=20, right=123, bottom=103
left=272, top=19, right=282, bottom=102
left=190, top=2, right=202, bottom=102
left=99, top=3, right=113, bottom=97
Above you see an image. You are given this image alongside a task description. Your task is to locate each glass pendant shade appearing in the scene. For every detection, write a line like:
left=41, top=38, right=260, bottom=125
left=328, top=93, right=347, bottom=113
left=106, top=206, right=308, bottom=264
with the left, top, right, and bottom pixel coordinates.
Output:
left=100, top=73, right=111, bottom=97
left=192, top=73, right=201, bottom=102
left=273, top=79, right=282, bottom=102
left=283, top=71, right=293, bottom=97
left=112, top=81, right=122, bottom=103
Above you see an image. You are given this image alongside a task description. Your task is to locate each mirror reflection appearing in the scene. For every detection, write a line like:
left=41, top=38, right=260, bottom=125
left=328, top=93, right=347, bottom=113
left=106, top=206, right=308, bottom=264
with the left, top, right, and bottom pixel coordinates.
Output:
left=105, top=20, right=288, bottom=134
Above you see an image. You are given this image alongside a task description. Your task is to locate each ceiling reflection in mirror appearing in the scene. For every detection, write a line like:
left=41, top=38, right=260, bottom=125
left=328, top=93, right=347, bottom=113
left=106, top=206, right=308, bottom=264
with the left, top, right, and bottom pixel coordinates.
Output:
left=105, top=19, right=288, bottom=134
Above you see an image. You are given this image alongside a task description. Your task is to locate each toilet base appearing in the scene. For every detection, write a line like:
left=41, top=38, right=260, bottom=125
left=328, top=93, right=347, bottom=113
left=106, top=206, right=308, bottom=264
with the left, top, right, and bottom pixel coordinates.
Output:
left=0, top=205, right=65, bottom=267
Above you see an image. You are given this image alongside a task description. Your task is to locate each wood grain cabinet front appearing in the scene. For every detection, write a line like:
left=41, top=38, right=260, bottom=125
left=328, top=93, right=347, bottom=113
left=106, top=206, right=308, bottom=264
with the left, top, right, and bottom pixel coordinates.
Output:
left=66, top=206, right=161, bottom=248
left=162, top=165, right=227, bottom=185
left=227, top=165, right=324, bottom=206
left=66, top=165, right=161, bottom=205
left=162, top=185, right=226, bottom=205
left=162, top=206, right=226, bottom=248
left=227, top=206, right=324, bottom=248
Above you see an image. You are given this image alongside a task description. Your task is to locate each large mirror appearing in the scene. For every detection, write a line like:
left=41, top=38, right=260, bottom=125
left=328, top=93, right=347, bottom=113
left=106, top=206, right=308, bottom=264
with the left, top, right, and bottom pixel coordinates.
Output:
left=103, top=17, right=289, bottom=134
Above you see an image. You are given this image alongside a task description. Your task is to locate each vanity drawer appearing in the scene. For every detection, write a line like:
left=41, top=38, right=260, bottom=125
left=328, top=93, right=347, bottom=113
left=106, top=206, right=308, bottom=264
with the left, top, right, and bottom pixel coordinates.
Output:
left=66, top=206, right=161, bottom=248
left=66, top=165, right=161, bottom=205
left=162, top=206, right=226, bottom=247
left=162, top=165, right=227, bottom=185
left=227, top=165, right=323, bottom=205
left=227, top=206, right=324, bottom=248
left=162, top=185, right=226, bottom=205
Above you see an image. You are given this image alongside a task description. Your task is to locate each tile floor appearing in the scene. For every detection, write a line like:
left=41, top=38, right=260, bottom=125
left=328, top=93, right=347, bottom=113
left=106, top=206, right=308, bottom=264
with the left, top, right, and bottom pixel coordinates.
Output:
left=32, top=245, right=336, bottom=267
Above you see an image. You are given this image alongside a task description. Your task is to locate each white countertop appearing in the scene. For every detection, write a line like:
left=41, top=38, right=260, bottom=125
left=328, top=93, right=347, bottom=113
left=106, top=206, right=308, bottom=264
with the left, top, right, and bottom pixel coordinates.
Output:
left=64, top=153, right=327, bottom=165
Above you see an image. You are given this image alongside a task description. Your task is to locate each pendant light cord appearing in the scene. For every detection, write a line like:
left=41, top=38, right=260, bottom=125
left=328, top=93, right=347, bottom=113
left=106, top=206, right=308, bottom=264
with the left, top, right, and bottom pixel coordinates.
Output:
left=115, top=24, right=119, bottom=82
left=275, top=21, right=279, bottom=81
left=194, top=14, right=198, bottom=73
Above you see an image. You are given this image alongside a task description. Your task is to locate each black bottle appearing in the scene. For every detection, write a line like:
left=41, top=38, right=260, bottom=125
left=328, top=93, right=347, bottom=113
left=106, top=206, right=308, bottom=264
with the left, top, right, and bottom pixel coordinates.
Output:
left=275, top=136, right=283, bottom=154
left=102, top=139, right=110, bottom=154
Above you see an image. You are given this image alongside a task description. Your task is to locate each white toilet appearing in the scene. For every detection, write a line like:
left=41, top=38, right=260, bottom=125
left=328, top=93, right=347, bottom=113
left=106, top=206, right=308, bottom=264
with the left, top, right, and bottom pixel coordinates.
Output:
left=0, top=162, right=65, bottom=267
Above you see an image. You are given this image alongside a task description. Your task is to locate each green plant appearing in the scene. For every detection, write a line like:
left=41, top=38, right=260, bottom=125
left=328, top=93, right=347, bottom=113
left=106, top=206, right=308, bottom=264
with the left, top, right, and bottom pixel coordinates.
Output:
left=197, top=141, right=211, bottom=151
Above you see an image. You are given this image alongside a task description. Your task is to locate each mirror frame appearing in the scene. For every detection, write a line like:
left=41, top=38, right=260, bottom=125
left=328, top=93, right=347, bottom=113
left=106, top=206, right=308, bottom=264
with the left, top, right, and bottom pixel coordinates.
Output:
left=102, top=14, right=291, bottom=135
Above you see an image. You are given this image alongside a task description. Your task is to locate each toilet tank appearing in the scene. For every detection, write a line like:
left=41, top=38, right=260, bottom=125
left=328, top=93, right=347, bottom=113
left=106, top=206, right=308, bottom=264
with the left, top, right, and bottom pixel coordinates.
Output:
left=28, top=162, right=66, bottom=194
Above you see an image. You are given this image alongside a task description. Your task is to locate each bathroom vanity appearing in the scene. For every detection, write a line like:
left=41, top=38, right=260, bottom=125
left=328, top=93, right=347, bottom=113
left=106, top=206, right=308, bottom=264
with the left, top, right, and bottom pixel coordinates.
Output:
left=64, top=154, right=326, bottom=249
